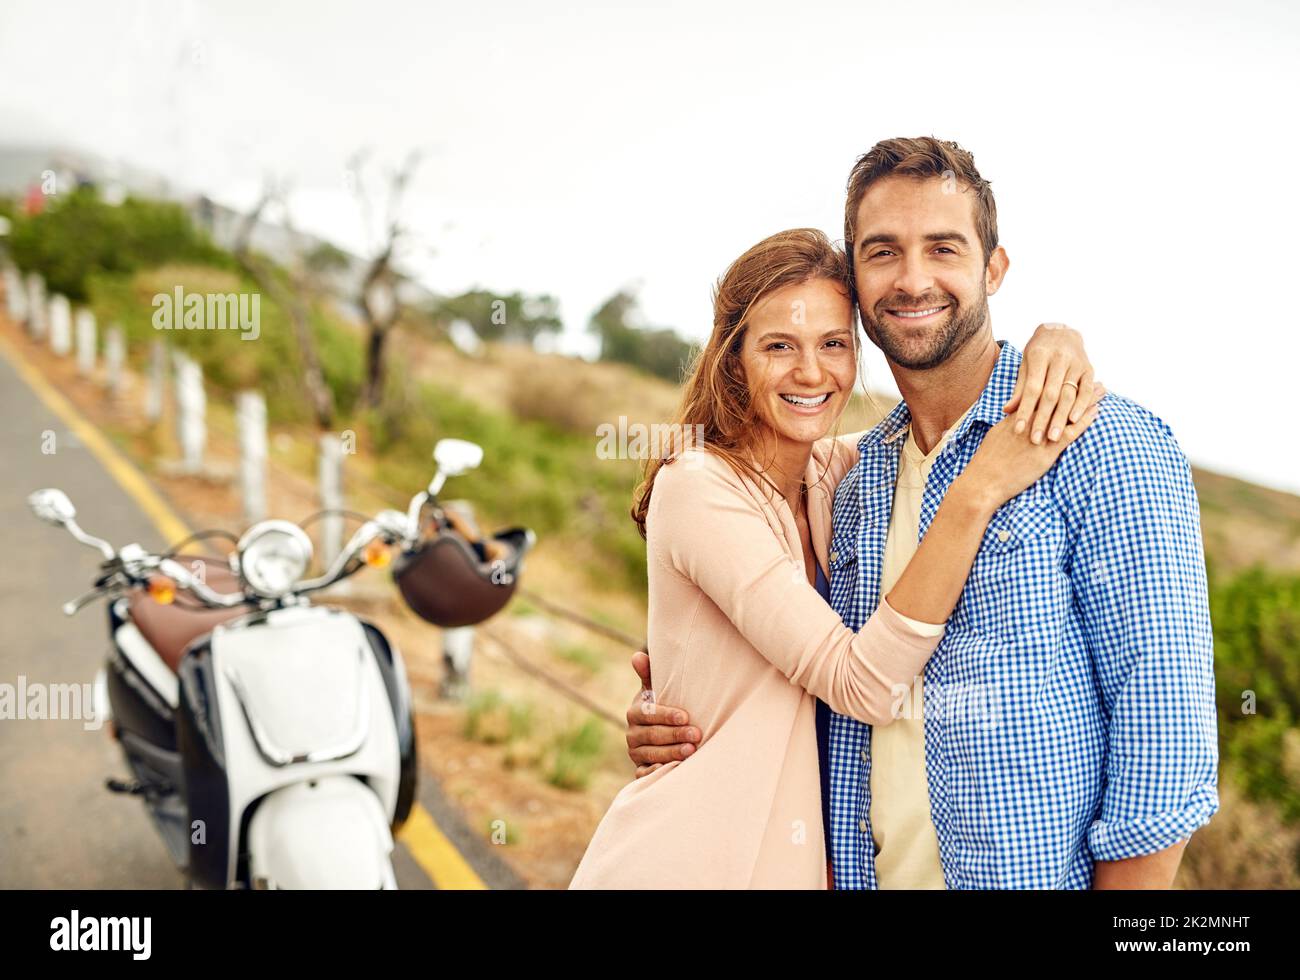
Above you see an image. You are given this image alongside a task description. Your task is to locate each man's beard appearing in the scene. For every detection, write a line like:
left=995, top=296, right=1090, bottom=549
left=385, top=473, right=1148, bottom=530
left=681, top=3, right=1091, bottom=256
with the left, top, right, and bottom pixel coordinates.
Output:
left=862, top=289, right=989, bottom=370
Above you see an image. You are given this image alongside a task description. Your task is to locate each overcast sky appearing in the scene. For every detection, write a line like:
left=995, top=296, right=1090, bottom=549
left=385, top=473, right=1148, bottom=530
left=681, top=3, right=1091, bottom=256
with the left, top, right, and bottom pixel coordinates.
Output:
left=2, top=0, right=1297, bottom=493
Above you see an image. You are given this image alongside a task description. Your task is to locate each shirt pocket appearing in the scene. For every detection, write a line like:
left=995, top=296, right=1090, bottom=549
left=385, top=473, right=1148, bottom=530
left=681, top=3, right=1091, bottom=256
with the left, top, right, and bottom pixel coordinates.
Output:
left=826, top=529, right=861, bottom=620
left=980, top=499, right=1057, bottom=557
left=957, top=494, right=1068, bottom=639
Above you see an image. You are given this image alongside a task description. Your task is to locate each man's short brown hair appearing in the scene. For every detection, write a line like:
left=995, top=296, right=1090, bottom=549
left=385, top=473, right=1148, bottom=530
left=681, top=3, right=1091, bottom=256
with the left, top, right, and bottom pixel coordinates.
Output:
left=844, top=136, right=999, bottom=267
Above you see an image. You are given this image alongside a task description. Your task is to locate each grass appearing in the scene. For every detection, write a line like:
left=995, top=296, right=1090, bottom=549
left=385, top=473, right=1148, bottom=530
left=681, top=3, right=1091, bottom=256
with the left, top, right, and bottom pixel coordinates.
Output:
left=463, top=690, right=534, bottom=746
left=508, top=597, right=539, bottom=617
left=555, top=644, right=604, bottom=674
left=546, top=717, right=606, bottom=791
left=463, top=692, right=609, bottom=794
left=368, top=365, right=650, bottom=591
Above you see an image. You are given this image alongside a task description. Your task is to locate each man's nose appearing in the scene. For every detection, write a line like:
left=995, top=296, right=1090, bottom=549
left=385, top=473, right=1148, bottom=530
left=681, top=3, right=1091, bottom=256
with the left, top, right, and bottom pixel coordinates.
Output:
left=892, top=253, right=934, bottom=300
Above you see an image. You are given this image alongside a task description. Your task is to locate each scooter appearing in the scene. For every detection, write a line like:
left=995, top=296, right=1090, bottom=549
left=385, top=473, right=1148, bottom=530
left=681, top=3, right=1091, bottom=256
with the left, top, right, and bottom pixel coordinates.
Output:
left=28, top=438, right=531, bottom=889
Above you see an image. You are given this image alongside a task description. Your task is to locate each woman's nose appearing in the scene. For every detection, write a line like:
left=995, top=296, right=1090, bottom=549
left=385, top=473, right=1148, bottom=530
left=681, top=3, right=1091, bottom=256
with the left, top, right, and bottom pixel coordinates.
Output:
left=792, top=349, right=826, bottom=385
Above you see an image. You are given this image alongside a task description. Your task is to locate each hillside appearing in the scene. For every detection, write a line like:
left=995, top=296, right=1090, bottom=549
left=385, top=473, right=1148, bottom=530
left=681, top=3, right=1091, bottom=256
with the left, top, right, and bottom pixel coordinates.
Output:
left=1193, top=466, right=1300, bottom=574
left=396, top=322, right=1300, bottom=580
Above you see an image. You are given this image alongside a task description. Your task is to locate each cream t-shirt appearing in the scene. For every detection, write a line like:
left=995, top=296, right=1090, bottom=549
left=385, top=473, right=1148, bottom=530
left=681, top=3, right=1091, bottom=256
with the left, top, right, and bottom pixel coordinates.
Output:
left=869, top=405, right=973, bottom=889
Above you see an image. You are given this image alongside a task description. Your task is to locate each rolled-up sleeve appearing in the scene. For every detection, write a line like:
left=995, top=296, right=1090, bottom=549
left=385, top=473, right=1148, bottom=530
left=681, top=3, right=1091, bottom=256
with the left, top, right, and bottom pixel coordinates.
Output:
left=1063, top=402, right=1220, bottom=861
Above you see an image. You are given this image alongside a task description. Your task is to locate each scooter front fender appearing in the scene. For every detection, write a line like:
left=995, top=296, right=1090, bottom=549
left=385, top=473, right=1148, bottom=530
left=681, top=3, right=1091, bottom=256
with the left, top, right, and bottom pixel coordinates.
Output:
left=246, top=776, right=396, bottom=889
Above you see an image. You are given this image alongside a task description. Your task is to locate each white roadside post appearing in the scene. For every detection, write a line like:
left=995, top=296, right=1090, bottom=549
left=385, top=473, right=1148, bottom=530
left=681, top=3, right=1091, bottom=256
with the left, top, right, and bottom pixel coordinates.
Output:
left=3, top=265, right=27, bottom=323
left=317, top=433, right=344, bottom=572
left=105, top=325, right=125, bottom=397
left=25, top=273, right=45, bottom=339
left=172, top=350, right=206, bottom=474
left=146, top=338, right=165, bottom=422
left=237, top=391, right=268, bottom=525
left=440, top=627, right=475, bottom=701
left=438, top=500, right=483, bottom=700
left=75, top=308, right=96, bottom=376
left=48, top=294, right=72, bottom=356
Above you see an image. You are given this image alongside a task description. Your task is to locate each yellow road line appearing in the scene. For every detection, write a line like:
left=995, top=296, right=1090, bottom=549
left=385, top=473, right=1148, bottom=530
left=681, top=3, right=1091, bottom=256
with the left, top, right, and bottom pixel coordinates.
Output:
left=399, top=802, right=488, bottom=890
left=0, top=326, right=485, bottom=891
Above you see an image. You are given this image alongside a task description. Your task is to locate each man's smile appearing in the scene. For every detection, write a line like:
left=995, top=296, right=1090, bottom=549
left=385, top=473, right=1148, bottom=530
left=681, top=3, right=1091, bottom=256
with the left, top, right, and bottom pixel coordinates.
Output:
left=885, top=304, right=949, bottom=322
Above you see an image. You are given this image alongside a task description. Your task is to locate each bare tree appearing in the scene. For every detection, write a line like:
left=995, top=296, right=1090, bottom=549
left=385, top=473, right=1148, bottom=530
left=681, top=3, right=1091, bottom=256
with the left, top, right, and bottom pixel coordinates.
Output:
left=233, top=179, right=336, bottom=428
left=349, top=149, right=422, bottom=409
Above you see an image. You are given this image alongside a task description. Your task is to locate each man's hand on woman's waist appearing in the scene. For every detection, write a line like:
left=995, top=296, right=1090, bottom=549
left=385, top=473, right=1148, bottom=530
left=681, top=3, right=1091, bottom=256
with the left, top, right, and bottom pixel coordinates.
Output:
left=626, top=649, right=701, bottom=777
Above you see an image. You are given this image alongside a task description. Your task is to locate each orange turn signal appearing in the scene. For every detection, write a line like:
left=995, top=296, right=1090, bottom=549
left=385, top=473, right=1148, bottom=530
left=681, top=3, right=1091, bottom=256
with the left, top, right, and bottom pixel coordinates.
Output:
left=147, top=575, right=177, bottom=605
left=363, top=538, right=392, bottom=569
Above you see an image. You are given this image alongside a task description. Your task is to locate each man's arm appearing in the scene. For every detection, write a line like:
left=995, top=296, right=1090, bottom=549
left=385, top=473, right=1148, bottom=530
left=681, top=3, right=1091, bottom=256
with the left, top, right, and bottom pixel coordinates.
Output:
left=1061, top=399, right=1219, bottom=887
left=1094, top=839, right=1188, bottom=889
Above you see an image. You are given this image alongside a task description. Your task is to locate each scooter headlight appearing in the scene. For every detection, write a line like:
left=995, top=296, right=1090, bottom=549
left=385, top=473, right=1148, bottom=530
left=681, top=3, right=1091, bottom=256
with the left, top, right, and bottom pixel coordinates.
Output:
left=236, top=521, right=313, bottom=599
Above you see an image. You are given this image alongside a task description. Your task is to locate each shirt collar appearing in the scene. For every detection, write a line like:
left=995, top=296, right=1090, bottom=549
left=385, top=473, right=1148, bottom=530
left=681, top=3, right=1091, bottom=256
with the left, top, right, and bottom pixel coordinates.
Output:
left=859, top=340, right=1023, bottom=451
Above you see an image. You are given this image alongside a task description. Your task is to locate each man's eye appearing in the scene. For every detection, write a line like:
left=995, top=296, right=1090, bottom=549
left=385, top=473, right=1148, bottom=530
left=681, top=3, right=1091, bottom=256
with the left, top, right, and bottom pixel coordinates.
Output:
left=934, top=247, right=956, bottom=254
left=867, top=250, right=894, bottom=260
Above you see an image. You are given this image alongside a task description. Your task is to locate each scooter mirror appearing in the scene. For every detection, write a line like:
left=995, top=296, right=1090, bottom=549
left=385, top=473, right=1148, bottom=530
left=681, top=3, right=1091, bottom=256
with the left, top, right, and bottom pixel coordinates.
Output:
left=433, top=439, right=484, bottom=479
left=28, top=488, right=76, bottom=527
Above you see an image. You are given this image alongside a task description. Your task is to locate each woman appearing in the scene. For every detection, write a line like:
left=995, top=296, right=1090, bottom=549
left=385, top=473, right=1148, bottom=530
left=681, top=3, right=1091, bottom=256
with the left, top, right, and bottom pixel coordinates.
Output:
left=569, top=229, right=1103, bottom=889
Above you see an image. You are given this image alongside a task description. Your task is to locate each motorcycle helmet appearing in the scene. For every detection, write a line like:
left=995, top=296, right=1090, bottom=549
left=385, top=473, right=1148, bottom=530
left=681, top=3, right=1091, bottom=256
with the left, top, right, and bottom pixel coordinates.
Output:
left=393, top=525, right=534, bottom=628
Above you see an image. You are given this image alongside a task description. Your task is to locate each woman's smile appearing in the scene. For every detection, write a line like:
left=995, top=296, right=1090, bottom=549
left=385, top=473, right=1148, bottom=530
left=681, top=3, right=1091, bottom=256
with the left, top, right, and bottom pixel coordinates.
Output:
left=778, top=391, right=834, bottom=413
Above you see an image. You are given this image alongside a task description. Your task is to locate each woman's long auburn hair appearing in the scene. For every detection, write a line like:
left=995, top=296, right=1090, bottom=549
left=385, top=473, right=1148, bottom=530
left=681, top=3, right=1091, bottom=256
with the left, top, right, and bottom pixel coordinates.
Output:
left=630, top=228, right=855, bottom=539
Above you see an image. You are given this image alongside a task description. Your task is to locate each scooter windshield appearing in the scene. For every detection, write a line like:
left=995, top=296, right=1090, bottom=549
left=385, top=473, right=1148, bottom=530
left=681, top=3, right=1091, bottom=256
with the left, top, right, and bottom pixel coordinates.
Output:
left=220, top=616, right=370, bottom=766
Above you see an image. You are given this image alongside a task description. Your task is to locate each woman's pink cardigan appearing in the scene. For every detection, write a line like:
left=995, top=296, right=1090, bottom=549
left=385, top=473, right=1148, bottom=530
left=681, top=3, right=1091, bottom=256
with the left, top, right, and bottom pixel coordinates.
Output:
left=568, top=437, right=944, bottom=889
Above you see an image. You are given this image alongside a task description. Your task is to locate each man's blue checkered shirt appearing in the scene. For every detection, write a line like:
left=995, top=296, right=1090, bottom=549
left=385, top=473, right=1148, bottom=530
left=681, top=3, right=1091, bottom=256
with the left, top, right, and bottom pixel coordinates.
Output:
left=825, top=341, right=1219, bottom=889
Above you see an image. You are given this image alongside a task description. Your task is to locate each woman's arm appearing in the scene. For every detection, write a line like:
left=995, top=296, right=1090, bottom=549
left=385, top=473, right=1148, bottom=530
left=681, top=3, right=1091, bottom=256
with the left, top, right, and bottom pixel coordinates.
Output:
left=652, top=455, right=943, bottom=726
left=886, top=400, right=1101, bottom=625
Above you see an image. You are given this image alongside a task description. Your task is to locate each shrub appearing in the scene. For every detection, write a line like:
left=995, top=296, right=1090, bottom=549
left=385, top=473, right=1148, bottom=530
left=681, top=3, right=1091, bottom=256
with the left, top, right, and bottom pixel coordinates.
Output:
left=8, top=186, right=227, bottom=300
left=1211, top=564, right=1300, bottom=821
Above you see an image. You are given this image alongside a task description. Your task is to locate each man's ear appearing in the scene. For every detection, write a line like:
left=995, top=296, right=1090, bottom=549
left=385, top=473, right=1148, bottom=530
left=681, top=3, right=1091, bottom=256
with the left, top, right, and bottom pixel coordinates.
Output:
left=984, top=246, right=1009, bottom=296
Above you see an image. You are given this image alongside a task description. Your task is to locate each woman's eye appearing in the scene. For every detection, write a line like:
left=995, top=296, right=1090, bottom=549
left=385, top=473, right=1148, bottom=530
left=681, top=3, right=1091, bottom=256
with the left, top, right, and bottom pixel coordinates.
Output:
left=766, top=342, right=792, bottom=351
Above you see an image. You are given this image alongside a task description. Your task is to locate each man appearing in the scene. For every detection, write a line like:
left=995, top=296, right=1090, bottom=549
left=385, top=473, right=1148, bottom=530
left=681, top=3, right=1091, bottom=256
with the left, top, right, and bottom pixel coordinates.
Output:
left=625, top=137, right=1219, bottom=888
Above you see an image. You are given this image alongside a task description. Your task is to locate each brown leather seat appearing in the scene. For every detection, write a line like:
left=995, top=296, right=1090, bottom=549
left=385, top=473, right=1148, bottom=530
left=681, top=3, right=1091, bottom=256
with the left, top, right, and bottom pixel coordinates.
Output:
left=127, top=557, right=251, bottom=674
